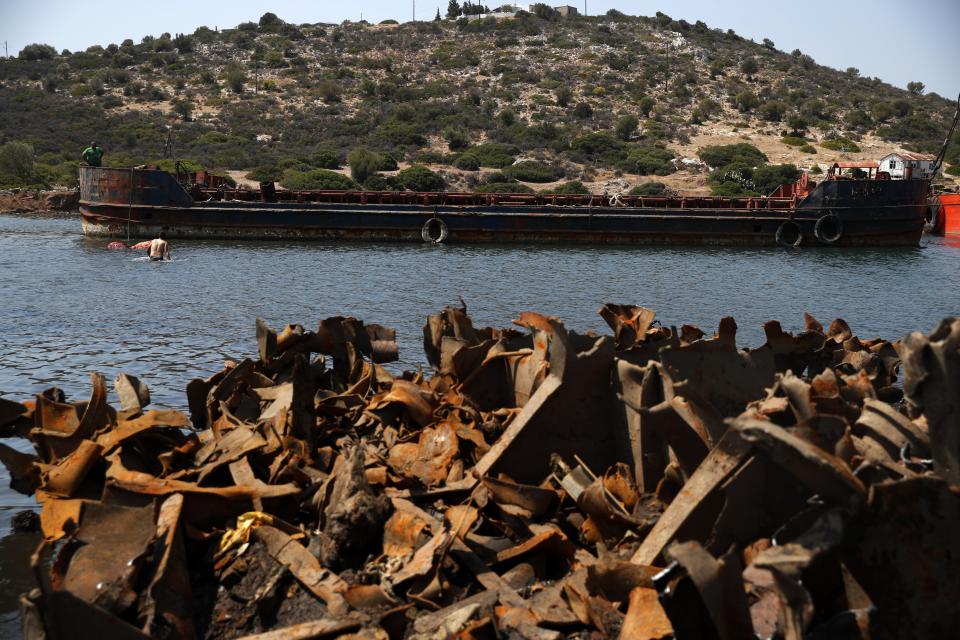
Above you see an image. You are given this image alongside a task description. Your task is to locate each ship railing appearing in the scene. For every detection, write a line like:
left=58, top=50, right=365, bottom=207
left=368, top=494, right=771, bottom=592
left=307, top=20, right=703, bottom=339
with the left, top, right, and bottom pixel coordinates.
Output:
left=195, top=187, right=797, bottom=210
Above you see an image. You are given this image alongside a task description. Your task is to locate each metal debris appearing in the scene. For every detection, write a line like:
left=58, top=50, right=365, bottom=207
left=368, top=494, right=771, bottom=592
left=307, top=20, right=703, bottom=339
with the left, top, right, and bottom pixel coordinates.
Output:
left=1, top=308, right=958, bottom=639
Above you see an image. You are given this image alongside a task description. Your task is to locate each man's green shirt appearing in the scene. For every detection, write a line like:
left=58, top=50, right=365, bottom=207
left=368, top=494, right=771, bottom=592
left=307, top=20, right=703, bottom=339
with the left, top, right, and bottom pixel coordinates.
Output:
left=82, top=146, right=103, bottom=167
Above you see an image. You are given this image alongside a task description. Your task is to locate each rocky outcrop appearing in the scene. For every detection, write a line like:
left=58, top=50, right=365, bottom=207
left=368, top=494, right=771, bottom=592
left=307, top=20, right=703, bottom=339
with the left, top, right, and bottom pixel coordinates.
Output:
left=0, top=189, right=78, bottom=214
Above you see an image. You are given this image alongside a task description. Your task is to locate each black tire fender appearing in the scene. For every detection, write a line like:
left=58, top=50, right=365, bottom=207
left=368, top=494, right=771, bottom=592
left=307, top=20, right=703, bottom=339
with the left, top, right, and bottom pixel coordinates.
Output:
left=421, top=217, right=448, bottom=244
left=814, top=213, right=844, bottom=244
left=775, top=220, right=803, bottom=248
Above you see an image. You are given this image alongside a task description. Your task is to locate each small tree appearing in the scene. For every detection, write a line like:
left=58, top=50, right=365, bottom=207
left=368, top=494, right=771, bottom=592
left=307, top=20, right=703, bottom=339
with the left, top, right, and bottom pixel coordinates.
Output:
left=224, top=62, right=247, bottom=93
left=907, top=81, right=925, bottom=96
left=498, top=108, right=516, bottom=126
left=446, top=0, right=461, bottom=18
left=740, top=58, right=759, bottom=79
left=0, top=142, right=36, bottom=181
left=735, top=90, right=760, bottom=112
left=18, top=44, right=56, bottom=61
left=317, top=79, right=342, bottom=103
left=787, top=114, right=809, bottom=136
left=573, top=102, right=593, bottom=119
left=637, top=96, right=655, bottom=117
left=171, top=97, right=192, bottom=121
left=615, top=114, right=639, bottom=141
left=762, top=38, right=775, bottom=50
left=347, top=148, right=382, bottom=183
left=555, top=85, right=572, bottom=108
left=443, top=126, right=470, bottom=151
left=758, top=100, right=787, bottom=122
left=259, top=12, right=282, bottom=28
left=530, top=3, right=559, bottom=19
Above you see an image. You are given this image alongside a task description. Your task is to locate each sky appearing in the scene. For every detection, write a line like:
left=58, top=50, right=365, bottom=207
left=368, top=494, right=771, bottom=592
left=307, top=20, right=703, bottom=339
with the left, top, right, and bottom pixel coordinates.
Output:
left=1, top=1, right=958, bottom=98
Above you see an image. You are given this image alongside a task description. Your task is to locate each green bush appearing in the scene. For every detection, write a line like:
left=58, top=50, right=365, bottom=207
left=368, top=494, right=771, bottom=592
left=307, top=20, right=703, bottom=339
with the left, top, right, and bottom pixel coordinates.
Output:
left=310, top=148, right=341, bottom=169
left=734, top=90, right=759, bottom=112
left=620, top=145, right=675, bottom=176
left=362, top=174, right=396, bottom=190
left=498, top=108, right=517, bottom=127
left=453, top=155, right=480, bottom=171
left=373, top=120, right=426, bottom=148
left=396, top=165, right=445, bottom=191
left=570, top=133, right=627, bottom=165
left=224, top=62, right=247, bottom=93
left=0, top=141, right=43, bottom=187
left=707, top=162, right=799, bottom=196
left=573, top=102, right=594, bottom=119
left=245, top=165, right=285, bottom=182
left=615, top=114, right=639, bottom=141
left=637, top=96, right=655, bottom=117
left=347, top=148, right=385, bottom=183
left=876, top=115, right=943, bottom=149
left=845, top=109, right=872, bottom=130
left=282, top=168, right=357, bottom=190
left=820, top=137, right=861, bottom=152
left=412, top=151, right=449, bottom=166
left=102, top=95, right=124, bottom=109
left=800, top=144, right=817, bottom=154
left=459, top=144, right=518, bottom=169
left=541, top=181, right=590, bottom=195
left=18, top=44, right=57, bottom=61
left=443, top=126, right=470, bottom=151
left=698, top=143, right=767, bottom=168
left=945, top=165, right=960, bottom=177
left=504, top=161, right=560, bottom=183
left=629, top=182, right=668, bottom=196
left=781, top=136, right=806, bottom=147
left=759, top=101, right=787, bottom=122
left=752, top=164, right=801, bottom=194
left=475, top=182, right=534, bottom=193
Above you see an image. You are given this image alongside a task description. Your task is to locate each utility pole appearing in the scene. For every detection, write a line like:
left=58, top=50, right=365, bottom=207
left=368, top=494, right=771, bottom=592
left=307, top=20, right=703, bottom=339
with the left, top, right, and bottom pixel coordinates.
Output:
left=413, top=0, right=416, bottom=22
left=4, top=41, right=7, bottom=58
left=584, top=1, right=587, bottom=16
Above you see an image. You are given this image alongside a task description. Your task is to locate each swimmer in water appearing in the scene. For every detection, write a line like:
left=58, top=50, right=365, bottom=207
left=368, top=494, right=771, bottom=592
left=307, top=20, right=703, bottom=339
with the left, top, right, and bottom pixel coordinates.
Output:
left=148, top=232, right=170, bottom=261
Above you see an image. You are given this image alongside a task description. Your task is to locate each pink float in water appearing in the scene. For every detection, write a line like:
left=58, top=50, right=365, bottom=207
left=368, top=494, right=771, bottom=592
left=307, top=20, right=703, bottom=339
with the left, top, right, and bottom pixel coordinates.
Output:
left=131, top=241, right=152, bottom=250
left=107, top=241, right=128, bottom=250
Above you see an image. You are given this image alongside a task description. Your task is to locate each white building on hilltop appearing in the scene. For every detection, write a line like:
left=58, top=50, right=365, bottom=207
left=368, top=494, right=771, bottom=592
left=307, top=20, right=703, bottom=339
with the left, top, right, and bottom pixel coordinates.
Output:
left=879, top=151, right=937, bottom=179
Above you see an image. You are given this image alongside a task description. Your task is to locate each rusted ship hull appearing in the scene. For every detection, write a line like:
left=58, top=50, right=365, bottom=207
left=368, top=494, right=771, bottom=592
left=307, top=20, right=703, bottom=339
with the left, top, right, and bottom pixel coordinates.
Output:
left=78, top=167, right=928, bottom=247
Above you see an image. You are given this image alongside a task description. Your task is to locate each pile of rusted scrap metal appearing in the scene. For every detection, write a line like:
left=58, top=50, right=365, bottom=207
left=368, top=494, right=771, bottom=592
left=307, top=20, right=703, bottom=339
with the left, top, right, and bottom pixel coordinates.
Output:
left=1, top=304, right=958, bottom=640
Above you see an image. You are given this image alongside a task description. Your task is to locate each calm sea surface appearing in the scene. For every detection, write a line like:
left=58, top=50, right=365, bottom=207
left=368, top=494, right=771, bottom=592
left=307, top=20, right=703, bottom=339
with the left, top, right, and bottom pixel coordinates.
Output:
left=1, top=210, right=960, bottom=628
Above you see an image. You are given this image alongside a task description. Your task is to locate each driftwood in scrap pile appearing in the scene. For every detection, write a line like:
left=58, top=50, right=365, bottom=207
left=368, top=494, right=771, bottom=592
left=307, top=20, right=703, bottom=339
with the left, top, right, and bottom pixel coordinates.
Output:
left=1, top=305, right=959, bottom=640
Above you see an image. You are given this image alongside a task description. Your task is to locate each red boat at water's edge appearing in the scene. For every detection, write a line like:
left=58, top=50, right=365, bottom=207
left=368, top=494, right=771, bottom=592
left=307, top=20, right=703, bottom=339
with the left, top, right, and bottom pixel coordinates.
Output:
left=931, top=193, right=960, bottom=236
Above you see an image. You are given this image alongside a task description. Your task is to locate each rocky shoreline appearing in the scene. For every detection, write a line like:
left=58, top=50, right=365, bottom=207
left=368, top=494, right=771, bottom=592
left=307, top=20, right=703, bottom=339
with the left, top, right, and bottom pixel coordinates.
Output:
left=0, top=189, right=79, bottom=215
left=1, top=305, right=958, bottom=639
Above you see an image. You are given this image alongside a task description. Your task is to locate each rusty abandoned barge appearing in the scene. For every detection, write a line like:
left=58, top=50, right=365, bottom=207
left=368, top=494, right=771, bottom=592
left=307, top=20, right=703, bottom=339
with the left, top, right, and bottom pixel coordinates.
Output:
left=78, top=165, right=930, bottom=247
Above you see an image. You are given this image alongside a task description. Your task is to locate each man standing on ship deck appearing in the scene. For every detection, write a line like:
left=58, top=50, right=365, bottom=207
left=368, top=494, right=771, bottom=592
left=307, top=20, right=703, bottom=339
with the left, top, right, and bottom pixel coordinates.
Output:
left=80, top=141, right=103, bottom=167
left=149, top=232, right=170, bottom=261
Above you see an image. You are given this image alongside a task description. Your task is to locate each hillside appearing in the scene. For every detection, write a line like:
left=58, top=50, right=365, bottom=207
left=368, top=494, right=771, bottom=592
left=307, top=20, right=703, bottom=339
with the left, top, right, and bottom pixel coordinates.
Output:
left=1, top=8, right=957, bottom=195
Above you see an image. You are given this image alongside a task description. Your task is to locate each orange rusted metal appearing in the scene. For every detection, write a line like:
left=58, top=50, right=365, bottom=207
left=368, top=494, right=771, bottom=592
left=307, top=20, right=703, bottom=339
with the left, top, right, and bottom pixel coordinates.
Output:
left=1, top=307, right=958, bottom=639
